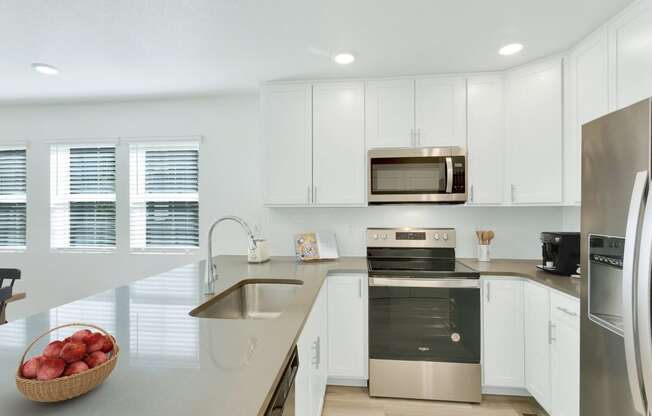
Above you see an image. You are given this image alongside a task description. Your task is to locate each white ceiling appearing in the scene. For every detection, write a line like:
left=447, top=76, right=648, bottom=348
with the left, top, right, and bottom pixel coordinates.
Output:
left=0, top=0, right=633, bottom=103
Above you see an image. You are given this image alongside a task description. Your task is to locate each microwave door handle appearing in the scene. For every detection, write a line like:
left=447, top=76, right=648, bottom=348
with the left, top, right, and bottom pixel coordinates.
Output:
left=445, top=157, right=453, bottom=194
left=623, top=170, right=648, bottom=415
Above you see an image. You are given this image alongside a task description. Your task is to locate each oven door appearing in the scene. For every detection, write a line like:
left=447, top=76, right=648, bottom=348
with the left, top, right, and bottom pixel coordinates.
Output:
left=367, top=148, right=466, bottom=204
left=369, top=278, right=480, bottom=364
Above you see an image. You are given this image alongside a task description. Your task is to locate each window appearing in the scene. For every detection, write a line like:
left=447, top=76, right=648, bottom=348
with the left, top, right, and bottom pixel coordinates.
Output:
left=130, top=141, right=199, bottom=252
left=50, top=144, right=116, bottom=251
left=0, top=147, right=27, bottom=251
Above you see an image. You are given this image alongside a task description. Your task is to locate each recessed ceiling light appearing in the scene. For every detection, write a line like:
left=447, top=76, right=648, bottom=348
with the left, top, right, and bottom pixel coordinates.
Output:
left=333, top=53, right=355, bottom=65
left=498, top=43, right=524, bottom=56
left=31, top=63, right=60, bottom=75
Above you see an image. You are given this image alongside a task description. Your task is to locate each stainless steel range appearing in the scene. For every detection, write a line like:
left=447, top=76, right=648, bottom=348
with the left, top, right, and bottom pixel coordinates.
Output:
left=367, top=227, right=481, bottom=403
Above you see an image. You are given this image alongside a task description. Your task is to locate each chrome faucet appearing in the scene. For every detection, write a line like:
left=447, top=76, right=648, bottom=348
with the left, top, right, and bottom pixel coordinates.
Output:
left=206, top=216, right=258, bottom=295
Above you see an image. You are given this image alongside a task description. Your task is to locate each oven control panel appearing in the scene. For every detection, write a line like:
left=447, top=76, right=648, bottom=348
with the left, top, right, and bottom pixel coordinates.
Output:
left=367, top=228, right=456, bottom=248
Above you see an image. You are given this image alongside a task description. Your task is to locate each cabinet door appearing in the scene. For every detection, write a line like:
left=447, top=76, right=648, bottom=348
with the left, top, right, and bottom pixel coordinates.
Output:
left=415, top=76, right=467, bottom=147
left=524, top=282, right=551, bottom=411
left=296, top=301, right=315, bottom=416
left=313, top=284, right=328, bottom=416
left=505, top=58, right=563, bottom=204
left=327, top=274, right=368, bottom=380
left=467, top=75, right=505, bottom=204
left=482, top=278, right=525, bottom=388
left=609, top=1, right=652, bottom=110
left=262, top=84, right=313, bottom=205
left=365, top=79, right=415, bottom=148
left=551, top=293, right=580, bottom=416
left=313, top=82, right=366, bottom=205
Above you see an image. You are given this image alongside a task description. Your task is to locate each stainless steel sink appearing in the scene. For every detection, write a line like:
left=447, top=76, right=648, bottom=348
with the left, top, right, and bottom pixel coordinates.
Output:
left=189, top=279, right=303, bottom=319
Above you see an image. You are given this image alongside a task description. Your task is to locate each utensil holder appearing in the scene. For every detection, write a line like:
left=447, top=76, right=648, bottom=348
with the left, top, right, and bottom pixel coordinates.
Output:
left=478, top=244, right=491, bottom=262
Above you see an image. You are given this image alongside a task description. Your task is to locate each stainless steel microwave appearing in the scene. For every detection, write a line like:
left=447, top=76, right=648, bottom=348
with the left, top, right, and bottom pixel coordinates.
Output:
left=367, top=147, right=467, bottom=204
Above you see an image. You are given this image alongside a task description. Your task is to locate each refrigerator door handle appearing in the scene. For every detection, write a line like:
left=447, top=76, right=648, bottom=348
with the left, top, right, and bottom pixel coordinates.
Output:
left=624, top=170, right=648, bottom=415
left=637, top=174, right=652, bottom=415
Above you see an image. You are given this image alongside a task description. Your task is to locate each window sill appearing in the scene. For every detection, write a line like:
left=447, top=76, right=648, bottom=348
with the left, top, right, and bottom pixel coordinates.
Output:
left=50, top=248, right=116, bottom=254
left=130, top=248, right=199, bottom=255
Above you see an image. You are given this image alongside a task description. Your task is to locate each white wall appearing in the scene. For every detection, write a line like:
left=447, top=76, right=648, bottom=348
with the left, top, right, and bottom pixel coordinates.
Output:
left=0, top=95, right=565, bottom=320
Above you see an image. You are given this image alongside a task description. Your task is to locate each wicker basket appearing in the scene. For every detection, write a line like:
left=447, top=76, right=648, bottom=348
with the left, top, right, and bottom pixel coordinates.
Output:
left=15, top=323, right=119, bottom=402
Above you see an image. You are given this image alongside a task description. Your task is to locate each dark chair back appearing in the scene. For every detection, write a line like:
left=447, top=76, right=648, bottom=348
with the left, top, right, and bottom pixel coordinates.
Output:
left=0, top=269, right=21, bottom=324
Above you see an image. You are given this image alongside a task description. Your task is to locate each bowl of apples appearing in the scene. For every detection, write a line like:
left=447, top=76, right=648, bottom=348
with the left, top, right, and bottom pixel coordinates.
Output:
left=15, top=323, right=119, bottom=402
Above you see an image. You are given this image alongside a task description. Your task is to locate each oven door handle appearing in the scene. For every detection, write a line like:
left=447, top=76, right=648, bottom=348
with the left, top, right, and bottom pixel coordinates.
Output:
left=445, top=157, right=453, bottom=194
left=369, top=277, right=480, bottom=288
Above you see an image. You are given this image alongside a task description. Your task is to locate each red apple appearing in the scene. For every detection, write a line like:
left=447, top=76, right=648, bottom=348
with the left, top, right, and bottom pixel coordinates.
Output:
left=84, top=332, right=105, bottom=353
left=42, top=340, right=65, bottom=359
left=84, top=351, right=108, bottom=368
left=100, top=335, right=114, bottom=353
left=60, top=342, right=87, bottom=363
left=63, top=361, right=89, bottom=377
left=71, top=329, right=92, bottom=343
left=21, top=356, right=41, bottom=379
left=63, top=336, right=72, bottom=344
left=36, top=358, right=65, bottom=380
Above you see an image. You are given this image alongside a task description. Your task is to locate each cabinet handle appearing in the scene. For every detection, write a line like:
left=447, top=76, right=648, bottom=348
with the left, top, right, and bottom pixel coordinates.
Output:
left=359, top=278, right=363, bottom=298
left=486, top=281, right=491, bottom=302
left=307, top=186, right=311, bottom=203
left=312, top=336, right=321, bottom=369
left=549, top=321, right=556, bottom=344
left=510, top=184, right=515, bottom=202
left=410, top=129, right=415, bottom=146
left=556, top=306, right=578, bottom=317
left=417, top=128, right=421, bottom=146
left=469, top=185, right=474, bottom=203
left=314, top=185, right=317, bottom=204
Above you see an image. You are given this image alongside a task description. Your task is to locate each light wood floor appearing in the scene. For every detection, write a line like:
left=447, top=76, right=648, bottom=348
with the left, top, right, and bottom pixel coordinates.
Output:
left=322, top=386, right=548, bottom=416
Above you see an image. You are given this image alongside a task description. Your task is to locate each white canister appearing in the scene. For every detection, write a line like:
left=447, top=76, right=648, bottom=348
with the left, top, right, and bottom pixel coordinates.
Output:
left=248, top=239, right=270, bottom=263
left=478, top=244, right=491, bottom=262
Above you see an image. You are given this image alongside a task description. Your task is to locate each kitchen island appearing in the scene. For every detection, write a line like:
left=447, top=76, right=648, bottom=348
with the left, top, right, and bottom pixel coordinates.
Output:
left=0, top=255, right=579, bottom=415
left=0, top=256, right=367, bottom=416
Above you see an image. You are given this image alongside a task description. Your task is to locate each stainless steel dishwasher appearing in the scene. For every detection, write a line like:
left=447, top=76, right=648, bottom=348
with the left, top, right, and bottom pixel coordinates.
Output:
left=265, top=346, right=299, bottom=416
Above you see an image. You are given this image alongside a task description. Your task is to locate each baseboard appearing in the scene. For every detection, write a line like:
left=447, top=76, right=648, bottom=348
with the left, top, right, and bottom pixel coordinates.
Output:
left=482, top=386, right=531, bottom=397
left=327, top=377, right=368, bottom=387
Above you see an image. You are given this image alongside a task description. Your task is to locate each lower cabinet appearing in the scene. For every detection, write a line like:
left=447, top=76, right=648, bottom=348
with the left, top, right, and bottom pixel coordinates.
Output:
left=482, top=278, right=525, bottom=389
left=524, top=281, right=551, bottom=409
left=549, top=291, right=580, bottom=416
left=296, top=283, right=328, bottom=416
left=327, top=274, right=368, bottom=383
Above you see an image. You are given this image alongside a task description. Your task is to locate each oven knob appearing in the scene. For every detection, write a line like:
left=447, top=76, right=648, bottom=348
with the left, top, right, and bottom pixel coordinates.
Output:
left=381, top=234, right=387, bottom=240
left=434, top=233, right=440, bottom=240
left=443, top=233, right=448, bottom=241
left=372, top=234, right=378, bottom=240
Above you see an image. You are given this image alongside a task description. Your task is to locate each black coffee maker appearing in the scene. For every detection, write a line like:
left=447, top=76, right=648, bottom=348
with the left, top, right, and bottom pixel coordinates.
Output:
left=539, top=232, right=580, bottom=276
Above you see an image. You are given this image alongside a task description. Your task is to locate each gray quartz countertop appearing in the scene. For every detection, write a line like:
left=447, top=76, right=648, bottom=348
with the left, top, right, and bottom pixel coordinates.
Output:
left=458, top=258, right=581, bottom=298
left=0, top=255, right=579, bottom=416
left=0, top=256, right=367, bottom=416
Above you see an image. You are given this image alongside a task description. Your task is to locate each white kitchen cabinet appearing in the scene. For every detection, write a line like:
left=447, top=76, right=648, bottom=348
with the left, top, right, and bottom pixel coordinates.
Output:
left=327, top=274, right=368, bottom=383
left=550, top=292, right=580, bottom=416
left=262, top=84, right=313, bottom=205
left=524, top=282, right=551, bottom=410
left=609, top=0, right=652, bottom=110
left=467, top=75, right=505, bottom=204
left=415, top=76, right=467, bottom=147
left=505, top=58, right=563, bottom=204
left=296, top=283, right=328, bottom=416
left=482, top=278, right=525, bottom=388
left=313, top=82, right=366, bottom=205
left=365, top=79, right=415, bottom=148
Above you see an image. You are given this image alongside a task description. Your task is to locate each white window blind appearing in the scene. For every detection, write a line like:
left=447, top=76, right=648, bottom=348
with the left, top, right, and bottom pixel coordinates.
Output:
left=130, top=141, right=199, bottom=252
left=50, top=144, right=116, bottom=251
left=0, top=147, right=27, bottom=251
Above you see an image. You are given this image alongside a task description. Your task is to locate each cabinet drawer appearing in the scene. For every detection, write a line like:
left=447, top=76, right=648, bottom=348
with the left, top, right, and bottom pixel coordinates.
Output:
left=551, top=291, right=579, bottom=328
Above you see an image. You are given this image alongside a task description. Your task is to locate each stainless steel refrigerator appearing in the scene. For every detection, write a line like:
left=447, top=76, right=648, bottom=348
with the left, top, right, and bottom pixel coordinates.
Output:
left=581, top=98, right=652, bottom=415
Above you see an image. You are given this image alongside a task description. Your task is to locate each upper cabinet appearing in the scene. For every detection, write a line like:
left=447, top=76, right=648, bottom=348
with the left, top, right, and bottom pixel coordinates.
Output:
left=609, top=0, right=652, bottom=110
left=467, top=75, right=505, bottom=204
left=366, top=79, right=415, bottom=148
left=366, top=77, right=467, bottom=149
left=262, top=84, right=313, bottom=205
left=313, top=82, right=366, bottom=205
left=505, top=58, right=563, bottom=204
left=262, top=82, right=366, bottom=207
left=415, top=76, right=467, bottom=147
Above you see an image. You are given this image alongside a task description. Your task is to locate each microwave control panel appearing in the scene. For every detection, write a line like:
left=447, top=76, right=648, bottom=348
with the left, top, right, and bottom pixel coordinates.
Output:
left=452, top=156, right=466, bottom=194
